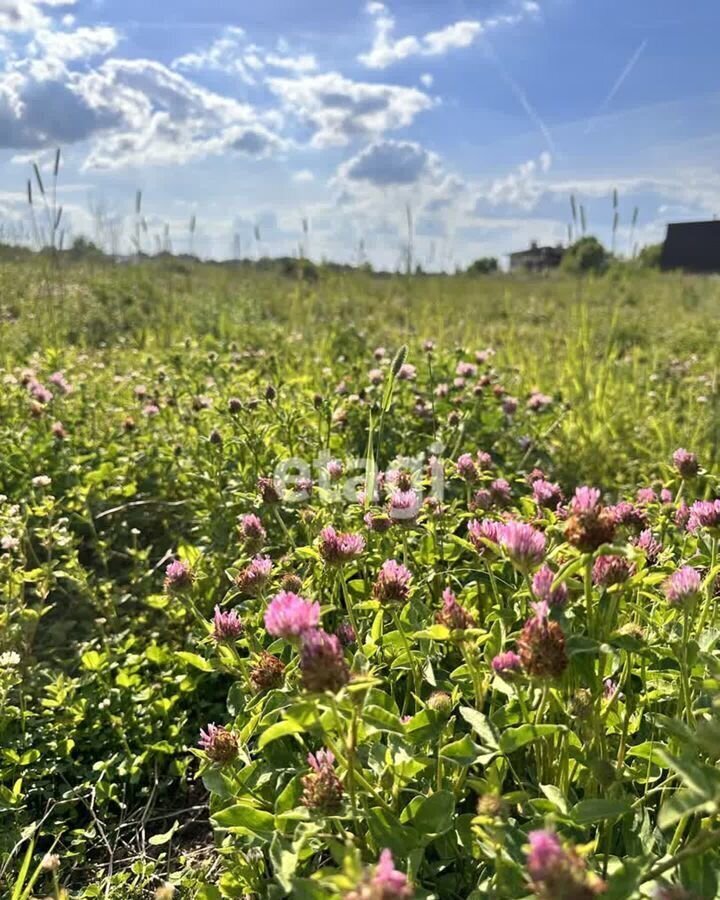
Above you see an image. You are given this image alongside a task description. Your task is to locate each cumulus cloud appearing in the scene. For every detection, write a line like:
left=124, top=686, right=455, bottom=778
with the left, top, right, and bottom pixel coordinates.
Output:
left=0, top=54, right=284, bottom=167
left=338, top=139, right=439, bottom=186
left=172, top=27, right=317, bottom=84
left=293, top=169, right=314, bottom=182
left=30, top=26, right=119, bottom=62
left=473, top=152, right=554, bottom=212
left=266, top=72, right=433, bottom=147
left=0, top=0, right=76, bottom=31
left=359, top=0, right=538, bottom=69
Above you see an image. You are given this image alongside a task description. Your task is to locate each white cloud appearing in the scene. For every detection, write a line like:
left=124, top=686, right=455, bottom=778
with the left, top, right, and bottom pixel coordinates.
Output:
left=172, top=27, right=316, bottom=84
left=31, top=26, right=119, bottom=62
left=0, top=0, right=76, bottom=31
left=474, top=153, right=553, bottom=212
left=358, top=0, right=538, bottom=69
left=293, top=169, right=315, bottom=182
left=419, top=73, right=433, bottom=88
left=0, top=54, right=284, bottom=167
left=338, top=139, right=440, bottom=186
left=266, top=72, right=433, bottom=147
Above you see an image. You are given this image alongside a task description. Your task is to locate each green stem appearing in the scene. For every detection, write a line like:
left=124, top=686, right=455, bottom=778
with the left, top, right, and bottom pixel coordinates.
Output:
left=391, top=608, right=421, bottom=704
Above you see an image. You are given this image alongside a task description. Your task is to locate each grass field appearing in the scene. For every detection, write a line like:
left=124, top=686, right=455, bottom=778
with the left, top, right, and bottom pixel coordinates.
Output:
left=2, top=258, right=720, bottom=899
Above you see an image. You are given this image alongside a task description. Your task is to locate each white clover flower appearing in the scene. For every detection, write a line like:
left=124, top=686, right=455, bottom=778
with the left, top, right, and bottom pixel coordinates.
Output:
left=0, top=651, right=21, bottom=667
left=32, top=476, right=51, bottom=487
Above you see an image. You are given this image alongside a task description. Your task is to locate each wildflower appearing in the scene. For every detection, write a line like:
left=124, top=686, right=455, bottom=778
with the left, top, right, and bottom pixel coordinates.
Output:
left=436, top=588, right=476, bottom=630
left=664, top=566, right=701, bottom=608
left=212, top=606, right=243, bottom=643
left=155, top=884, right=176, bottom=900
left=327, top=459, right=344, bottom=482
left=468, top=518, right=501, bottom=554
left=300, top=629, right=350, bottom=693
left=164, top=560, right=193, bottom=594
left=373, top=560, right=412, bottom=605
left=41, top=853, right=61, bottom=872
left=257, top=476, right=281, bottom=504
left=490, top=478, right=512, bottom=506
left=280, top=573, right=303, bottom=593
left=423, top=339, right=435, bottom=353
left=533, top=479, right=563, bottom=510
left=364, top=510, right=393, bottom=533
left=569, top=689, right=594, bottom=720
left=476, top=450, right=493, bottom=470
left=344, top=850, right=413, bottom=900
left=566, top=486, right=616, bottom=552
left=447, top=410, right=461, bottom=427
left=660, top=488, right=673, bottom=504
left=368, top=368, right=384, bottom=386
left=374, top=346, right=387, bottom=361
left=51, top=421, right=67, bottom=440
left=123, top=416, right=136, bottom=432
left=592, top=555, right=634, bottom=587
left=249, top=652, right=285, bottom=693
left=673, top=448, right=699, bottom=479
left=238, top=513, right=266, bottom=550
left=198, top=724, right=238, bottom=764
left=532, top=565, right=568, bottom=607
left=336, top=621, right=356, bottom=646
left=611, top=501, right=647, bottom=531
left=319, top=526, right=365, bottom=565
left=427, top=691, right=453, bottom=716
left=635, top=529, right=662, bottom=565
left=518, top=602, right=568, bottom=679
left=32, top=475, right=51, bottom=488
left=652, top=886, right=696, bottom=900
left=456, top=453, right=479, bottom=482
left=499, top=521, right=546, bottom=573
left=0, top=536, right=19, bottom=552
left=526, top=830, right=606, bottom=898
left=192, top=395, right=212, bottom=411
left=435, top=382, right=449, bottom=398
left=491, top=651, right=522, bottom=676
left=603, top=678, right=620, bottom=701
left=637, top=487, right=658, bottom=505
left=687, top=499, right=720, bottom=535
left=264, top=591, right=320, bottom=639
left=388, top=490, right=420, bottom=524
left=28, top=379, right=53, bottom=404
left=470, top=489, right=492, bottom=511
left=397, top=363, right=416, bottom=381
left=228, top=396, right=243, bottom=413
left=502, top=396, right=518, bottom=415
left=477, top=794, right=508, bottom=819
left=528, top=391, right=552, bottom=411
left=0, top=651, right=21, bottom=667
left=209, top=428, right=223, bottom=446
left=302, top=749, right=344, bottom=812
left=676, top=501, right=690, bottom=530
left=235, top=555, right=273, bottom=596
left=143, top=403, right=160, bottom=417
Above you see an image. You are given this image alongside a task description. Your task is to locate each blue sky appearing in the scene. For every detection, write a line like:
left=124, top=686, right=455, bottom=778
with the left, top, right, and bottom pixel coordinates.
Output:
left=1, top=0, right=720, bottom=267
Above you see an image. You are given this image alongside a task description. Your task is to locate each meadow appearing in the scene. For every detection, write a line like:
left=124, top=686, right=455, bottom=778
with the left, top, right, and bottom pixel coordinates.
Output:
left=2, top=256, right=720, bottom=899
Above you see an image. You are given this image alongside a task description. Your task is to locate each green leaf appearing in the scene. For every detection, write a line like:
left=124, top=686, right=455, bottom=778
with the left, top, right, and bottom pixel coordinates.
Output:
left=363, top=705, right=405, bottom=734
left=258, top=719, right=307, bottom=749
left=658, top=790, right=718, bottom=830
left=540, top=784, right=569, bottom=815
left=411, top=790, right=456, bottom=836
left=571, top=798, right=632, bottom=825
left=148, top=820, right=179, bottom=846
left=440, top=734, right=481, bottom=766
left=176, top=651, right=214, bottom=672
left=460, top=706, right=500, bottom=750
left=366, top=806, right=420, bottom=857
left=499, top=724, right=566, bottom=754
left=212, top=803, right=275, bottom=836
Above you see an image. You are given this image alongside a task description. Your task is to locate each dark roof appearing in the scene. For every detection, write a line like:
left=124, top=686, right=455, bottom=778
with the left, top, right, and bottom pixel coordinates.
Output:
left=661, top=220, right=720, bottom=273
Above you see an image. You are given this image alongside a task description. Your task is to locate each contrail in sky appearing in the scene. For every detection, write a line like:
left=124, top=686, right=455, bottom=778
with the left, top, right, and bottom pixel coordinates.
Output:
left=486, top=41, right=555, bottom=155
left=585, top=39, right=648, bottom=133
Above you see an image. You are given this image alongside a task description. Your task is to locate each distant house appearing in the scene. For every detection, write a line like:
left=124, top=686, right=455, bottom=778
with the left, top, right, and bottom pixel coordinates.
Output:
left=509, top=241, right=565, bottom=273
left=660, top=221, right=720, bottom=273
